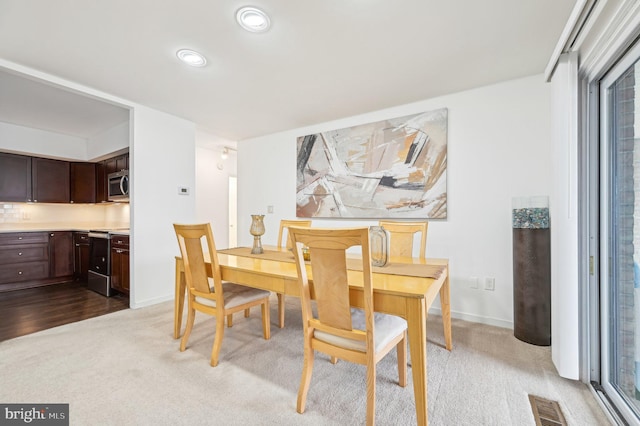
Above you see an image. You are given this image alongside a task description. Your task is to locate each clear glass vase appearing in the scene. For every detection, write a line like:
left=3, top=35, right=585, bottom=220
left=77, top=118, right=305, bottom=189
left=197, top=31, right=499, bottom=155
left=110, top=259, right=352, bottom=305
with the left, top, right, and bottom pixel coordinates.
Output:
left=250, top=214, right=265, bottom=254
left=369, top=226, right=389, bottom=267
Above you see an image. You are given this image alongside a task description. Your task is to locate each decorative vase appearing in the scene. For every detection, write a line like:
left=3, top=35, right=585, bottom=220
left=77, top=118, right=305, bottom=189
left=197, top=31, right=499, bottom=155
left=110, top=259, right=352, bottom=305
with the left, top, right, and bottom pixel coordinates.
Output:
left=512, top=196, right=551, bottom=346
left=369, top=225, right=389, bottom=267
left=250, top=214, right=266, bottom=254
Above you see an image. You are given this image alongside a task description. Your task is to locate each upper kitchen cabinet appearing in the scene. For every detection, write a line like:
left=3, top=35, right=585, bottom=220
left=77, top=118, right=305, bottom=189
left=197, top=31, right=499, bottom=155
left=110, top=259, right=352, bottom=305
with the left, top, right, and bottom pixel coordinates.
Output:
left=32, top=157, right=70, bottom=203
left=70, top=162, right=96, bottom=203
left=105, top=153, right=128, bottom=176
left=0, top=152, right=32, bottom=202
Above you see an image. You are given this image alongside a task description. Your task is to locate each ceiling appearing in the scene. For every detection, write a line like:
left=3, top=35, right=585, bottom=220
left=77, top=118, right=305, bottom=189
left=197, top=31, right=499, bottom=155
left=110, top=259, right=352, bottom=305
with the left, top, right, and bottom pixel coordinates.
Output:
left=0, top=1, right=576, bottom=141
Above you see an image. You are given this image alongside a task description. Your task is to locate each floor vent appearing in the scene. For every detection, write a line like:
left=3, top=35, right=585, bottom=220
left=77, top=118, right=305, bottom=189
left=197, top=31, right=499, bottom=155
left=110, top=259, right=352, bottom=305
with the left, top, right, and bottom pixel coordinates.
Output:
left=528, top=395, right=567, bottom=426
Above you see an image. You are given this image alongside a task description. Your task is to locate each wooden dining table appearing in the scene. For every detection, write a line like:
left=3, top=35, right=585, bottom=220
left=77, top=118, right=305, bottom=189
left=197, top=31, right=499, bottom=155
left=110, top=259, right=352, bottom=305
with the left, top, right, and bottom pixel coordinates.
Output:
left=174, top=245, right=452, bottom=426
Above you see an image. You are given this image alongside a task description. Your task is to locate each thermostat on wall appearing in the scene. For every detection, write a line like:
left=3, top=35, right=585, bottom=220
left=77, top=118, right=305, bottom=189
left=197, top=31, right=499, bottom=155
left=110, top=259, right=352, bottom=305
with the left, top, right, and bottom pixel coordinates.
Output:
left=178, top=186, right=190, bottom=195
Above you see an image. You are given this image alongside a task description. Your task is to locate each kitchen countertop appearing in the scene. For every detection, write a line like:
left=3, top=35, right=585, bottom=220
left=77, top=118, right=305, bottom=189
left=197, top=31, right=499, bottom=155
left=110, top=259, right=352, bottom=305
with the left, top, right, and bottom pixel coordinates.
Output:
left=0, top=223, right=130, bottom=234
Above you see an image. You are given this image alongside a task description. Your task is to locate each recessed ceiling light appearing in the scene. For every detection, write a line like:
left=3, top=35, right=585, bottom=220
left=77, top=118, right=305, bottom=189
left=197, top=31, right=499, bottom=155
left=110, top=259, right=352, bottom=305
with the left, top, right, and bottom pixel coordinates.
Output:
left=176, top=49, right=207, bottom=67
left=236, top=6, right=271, bottom=33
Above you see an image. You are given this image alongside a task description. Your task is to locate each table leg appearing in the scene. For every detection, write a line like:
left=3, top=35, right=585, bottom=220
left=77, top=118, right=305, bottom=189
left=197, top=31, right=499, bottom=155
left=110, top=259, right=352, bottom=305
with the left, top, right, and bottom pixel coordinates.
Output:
left=174, top=258, right=186, bottom=339
left=439, top=274, right=452, bottom=351
left=407, top=297, right=428, bottom=426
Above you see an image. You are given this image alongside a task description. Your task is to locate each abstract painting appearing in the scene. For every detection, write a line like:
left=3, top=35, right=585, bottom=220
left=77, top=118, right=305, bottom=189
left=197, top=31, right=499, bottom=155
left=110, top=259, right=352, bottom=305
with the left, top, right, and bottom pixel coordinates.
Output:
left=296, top=108, right=447, bottom=219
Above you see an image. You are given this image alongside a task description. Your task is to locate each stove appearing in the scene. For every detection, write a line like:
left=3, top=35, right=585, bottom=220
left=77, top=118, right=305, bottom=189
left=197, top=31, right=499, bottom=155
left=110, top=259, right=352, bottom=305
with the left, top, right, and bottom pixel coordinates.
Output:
left=87, top=228, right=129, bottom=296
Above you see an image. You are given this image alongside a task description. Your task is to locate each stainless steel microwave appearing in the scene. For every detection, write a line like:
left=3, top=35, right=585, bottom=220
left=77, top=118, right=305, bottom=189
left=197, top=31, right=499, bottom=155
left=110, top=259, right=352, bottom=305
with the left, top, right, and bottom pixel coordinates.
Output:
left=108, top=170, right=129, bottom=201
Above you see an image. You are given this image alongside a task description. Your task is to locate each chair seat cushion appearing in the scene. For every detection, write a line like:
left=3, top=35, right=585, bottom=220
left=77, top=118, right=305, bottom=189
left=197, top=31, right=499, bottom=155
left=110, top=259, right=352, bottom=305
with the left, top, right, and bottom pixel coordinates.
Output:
left=314, top=308, right=407, bottom=353
left=196, top=282, right=270, bottom=310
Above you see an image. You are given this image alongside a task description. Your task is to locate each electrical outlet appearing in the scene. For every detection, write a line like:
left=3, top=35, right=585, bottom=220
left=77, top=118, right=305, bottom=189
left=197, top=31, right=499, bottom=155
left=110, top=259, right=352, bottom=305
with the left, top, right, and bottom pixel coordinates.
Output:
left=485, top=277, right=495, bottom=291
left=470, top=276, right=479, bottom=289
left=267, top=205, right=274, bottom=214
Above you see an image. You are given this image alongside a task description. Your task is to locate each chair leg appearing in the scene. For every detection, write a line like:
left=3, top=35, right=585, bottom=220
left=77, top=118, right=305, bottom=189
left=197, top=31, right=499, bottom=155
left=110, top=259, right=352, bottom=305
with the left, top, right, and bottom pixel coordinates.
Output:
left=227, top=314, right=233, bottom=327
left=180, top=306, right=196, bottom=352
left=210, top=315, right=226, bottom=367
left=261, top=299, right=271, bottom=340
left=330, top=356, right=338, bottom=364
left=397, top=333, right=407, bottom=387
left=277, top=293, right=285, bottom=328
left=297, top=347, right=315, bottom=414
left=244, top=308, right=250, bottom=318
left=366, top=361, right=376, bottom=426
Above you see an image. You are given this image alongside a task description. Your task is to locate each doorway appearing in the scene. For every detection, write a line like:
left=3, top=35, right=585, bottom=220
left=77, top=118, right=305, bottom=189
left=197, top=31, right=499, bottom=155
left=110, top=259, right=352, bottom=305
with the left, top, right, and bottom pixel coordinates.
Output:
left=596, top=36, right=640, bottom=424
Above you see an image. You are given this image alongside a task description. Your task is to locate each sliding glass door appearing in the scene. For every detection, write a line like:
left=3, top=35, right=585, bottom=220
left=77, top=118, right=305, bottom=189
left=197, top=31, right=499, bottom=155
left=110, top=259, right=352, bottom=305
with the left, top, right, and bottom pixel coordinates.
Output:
left=599, top=38, right=640, bottom=424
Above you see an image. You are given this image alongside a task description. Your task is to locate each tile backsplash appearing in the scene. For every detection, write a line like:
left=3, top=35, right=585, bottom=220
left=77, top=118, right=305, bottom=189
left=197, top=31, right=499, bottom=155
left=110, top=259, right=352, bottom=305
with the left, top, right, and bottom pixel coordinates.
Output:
left=0, top=202, right=130, bottom=225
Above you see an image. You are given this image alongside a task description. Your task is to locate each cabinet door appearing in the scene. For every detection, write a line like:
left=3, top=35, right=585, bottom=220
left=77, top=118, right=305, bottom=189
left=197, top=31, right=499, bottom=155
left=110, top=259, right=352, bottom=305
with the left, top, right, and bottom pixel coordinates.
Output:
left=95, top=162, right=107, bottom=203
left=49, top=232, right=74, bottom=278
left=111, top=247, right=130, bottom=295
left=0, top=153, right=32, bottom=202
left=32, top=157, right=70, bottom=203
left=116, top=154, right=128, bottom=172
left=73, top=232, right=90, bottom=282
left=70, top=163, right=96, bottom=203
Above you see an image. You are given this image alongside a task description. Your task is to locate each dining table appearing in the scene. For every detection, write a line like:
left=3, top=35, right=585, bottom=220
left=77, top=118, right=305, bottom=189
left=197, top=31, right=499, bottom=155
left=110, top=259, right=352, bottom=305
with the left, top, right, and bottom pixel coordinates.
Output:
left=174, top=245, right=452, bottom=426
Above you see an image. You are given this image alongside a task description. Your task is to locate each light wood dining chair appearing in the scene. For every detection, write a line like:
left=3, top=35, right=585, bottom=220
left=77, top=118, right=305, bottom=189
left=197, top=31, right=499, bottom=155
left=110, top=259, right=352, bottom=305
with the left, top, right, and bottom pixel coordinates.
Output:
left=174, top=223, right=271, bottom=367
left=378, top=220, right=428, bottom=260
left=274, top=219, right=312, bottom=328
left=289, top=226, right=407, bottom=426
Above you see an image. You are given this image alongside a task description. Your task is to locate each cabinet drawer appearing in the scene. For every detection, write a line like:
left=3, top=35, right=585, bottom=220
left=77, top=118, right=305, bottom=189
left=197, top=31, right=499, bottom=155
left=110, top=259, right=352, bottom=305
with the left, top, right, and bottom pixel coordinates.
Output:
left=0, top=232, right=48, bottom=245
left=111, top=235, right=129, bottom=249
left=0, top=261, right=49, bottom=283
left=74, top=232, right=90, bottom=244
left=0, top=244, right=49, bottom=265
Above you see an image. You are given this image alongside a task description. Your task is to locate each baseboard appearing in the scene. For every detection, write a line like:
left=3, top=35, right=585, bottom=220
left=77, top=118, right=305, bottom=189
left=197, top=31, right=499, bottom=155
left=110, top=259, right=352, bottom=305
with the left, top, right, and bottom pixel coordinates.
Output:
left=131, top=293, right=173, bottom=309
left=428, top=306, right=513, bottom=329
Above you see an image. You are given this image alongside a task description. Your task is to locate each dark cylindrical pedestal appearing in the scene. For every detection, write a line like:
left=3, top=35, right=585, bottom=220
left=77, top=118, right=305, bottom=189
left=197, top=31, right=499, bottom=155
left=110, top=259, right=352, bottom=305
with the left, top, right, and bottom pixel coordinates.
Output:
left=513, top=228, right=551, bottom=346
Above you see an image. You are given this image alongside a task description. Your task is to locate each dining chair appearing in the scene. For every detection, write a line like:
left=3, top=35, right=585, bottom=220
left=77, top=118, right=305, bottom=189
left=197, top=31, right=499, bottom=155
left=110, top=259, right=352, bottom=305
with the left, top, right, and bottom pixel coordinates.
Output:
left=378, top=220, right=428, bottom=260
left=289, top=226, right=407, bottom=426
left=274, top=219, right=312, bottom=328
left=173, top=223, right=271, bottom=367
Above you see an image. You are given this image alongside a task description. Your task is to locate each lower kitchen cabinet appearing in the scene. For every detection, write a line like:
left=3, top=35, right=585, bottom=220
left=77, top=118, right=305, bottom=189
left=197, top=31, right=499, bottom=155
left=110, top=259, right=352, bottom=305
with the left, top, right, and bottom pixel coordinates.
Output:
left=0, top=232, right=50, bottom=290
left=0, top=231, right=76, bottom=291
left=110, top=234, right=129, bottom=295
left=73, top=232, right=90, bottom=282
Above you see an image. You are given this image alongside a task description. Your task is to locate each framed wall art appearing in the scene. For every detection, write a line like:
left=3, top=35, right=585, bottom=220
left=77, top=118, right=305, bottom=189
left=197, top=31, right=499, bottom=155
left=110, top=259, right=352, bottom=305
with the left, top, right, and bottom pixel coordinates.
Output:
left=296, top=108, right=447, bottom=219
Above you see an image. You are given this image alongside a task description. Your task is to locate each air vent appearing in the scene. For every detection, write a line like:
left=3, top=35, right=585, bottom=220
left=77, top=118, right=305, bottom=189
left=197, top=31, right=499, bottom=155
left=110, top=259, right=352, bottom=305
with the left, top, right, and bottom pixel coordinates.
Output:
left=528, top=395, right=567, bottom=426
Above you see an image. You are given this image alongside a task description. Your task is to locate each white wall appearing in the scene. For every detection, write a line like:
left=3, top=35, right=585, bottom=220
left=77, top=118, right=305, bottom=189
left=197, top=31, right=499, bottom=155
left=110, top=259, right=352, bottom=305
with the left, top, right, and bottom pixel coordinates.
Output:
left=0, top=121, right=87, bottom=160
left=237, top=74, right=552, bottom=328
left=130, top=106, right=196, bottom=308
left=195, top=139, right=237, bottom=248
left=87, top=121, right=129, bottom=161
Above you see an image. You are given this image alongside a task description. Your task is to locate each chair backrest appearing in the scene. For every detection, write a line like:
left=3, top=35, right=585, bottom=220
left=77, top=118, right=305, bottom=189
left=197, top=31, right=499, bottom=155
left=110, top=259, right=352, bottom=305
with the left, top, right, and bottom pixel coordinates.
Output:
left=378, top=220, right=428, bottom=260
left=278, top=219, right=312, bottom=249
left=289, top=227, right=374, bottom=346
left=174, top=223, right=223, bottom=298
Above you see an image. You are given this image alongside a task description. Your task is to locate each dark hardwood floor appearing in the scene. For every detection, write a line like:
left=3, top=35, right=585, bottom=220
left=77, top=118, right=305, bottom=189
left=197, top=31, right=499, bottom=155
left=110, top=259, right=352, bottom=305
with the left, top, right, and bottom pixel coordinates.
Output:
left=0, top=281, right=129, bottom=342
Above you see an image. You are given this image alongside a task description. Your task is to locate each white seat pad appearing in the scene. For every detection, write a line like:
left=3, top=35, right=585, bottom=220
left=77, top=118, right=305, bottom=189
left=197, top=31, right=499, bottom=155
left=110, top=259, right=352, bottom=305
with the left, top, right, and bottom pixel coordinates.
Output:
left=314, top=308, right=407, bottom=353
left=195, top=282, right=270, bottom=310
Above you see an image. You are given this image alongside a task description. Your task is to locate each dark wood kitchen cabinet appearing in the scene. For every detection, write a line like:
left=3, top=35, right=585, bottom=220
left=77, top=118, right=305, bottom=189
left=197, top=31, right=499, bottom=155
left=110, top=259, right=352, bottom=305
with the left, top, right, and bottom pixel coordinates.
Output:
left=0, top=153, right=32, bottom=202
left=73, top=232, right=90, bottom=282
left=95, top=162, right=107, bottom=202
left=32, top=157, right=70, bottom=203
left=49, top=232, right=74, bottom=278
left=70, top=163, right=96, bottom=203
left=0, top=232, right=50, bottom=291
left=110, top=234, right=129, bottom=295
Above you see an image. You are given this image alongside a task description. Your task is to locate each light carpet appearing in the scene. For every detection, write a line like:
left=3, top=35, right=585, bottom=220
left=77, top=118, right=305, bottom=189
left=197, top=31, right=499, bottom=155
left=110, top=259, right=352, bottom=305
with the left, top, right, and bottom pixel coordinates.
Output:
left=0, top=295, right=609, bottom=425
